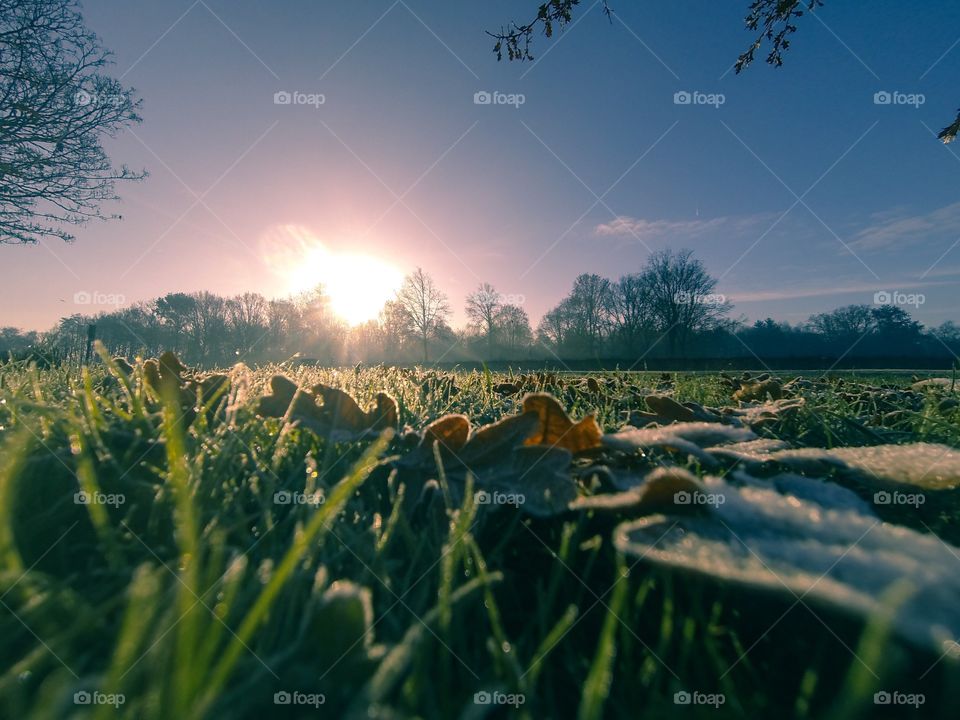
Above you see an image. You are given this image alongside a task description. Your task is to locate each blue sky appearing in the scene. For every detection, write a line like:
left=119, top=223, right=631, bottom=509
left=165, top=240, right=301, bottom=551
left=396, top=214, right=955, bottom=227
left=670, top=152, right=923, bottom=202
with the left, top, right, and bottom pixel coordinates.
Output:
left=3, top=0, right=960, bottom=330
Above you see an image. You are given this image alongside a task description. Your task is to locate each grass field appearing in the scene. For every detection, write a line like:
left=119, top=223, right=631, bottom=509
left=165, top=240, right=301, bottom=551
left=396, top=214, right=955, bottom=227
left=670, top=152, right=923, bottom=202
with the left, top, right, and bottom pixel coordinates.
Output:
left=0, top=352, right=958, bottom=719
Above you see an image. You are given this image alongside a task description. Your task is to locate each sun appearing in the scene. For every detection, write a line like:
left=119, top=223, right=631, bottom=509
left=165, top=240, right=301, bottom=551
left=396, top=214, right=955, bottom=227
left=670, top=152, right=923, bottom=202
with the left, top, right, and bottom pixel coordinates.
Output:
left=290, top=248, right=404, bottom=325
left=262, top=225, right=404, bottom=326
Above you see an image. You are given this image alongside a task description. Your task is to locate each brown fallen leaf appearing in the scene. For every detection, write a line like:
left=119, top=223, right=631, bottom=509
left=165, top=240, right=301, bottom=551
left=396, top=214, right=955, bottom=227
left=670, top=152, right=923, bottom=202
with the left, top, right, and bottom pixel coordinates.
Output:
left=569, top=467, right=706, bottom=515
left=140, top=352, right=232, bottom=424
left=473, top=444, right=576, bottom=517
left=256, top=376, right=397, bottom=437
left=458, top=412, right=541, bottom=466
left=645, top=395, right=697, bottom=422
left=312, top=384, right=371, bottom=431
left=419, top=414, right=470, bottom=454
left=521, top=393, right=602, bottom=453
left=256, top=375, right=326, bottom=423
left=733, top=379, right=783, bottom=402
left=112, top=357, right=134, bottom=377
left=493, top=382, right=521, bottom=395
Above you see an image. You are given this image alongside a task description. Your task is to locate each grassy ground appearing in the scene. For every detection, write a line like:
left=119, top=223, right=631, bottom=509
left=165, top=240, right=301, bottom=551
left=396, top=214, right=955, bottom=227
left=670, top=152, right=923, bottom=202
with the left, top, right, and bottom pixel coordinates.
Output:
left=0, top=357, right=957, bottom=719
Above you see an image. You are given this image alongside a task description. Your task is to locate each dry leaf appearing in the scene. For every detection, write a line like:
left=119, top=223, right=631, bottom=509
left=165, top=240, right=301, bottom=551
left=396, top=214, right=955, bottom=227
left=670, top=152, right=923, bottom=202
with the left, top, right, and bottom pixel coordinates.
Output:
left=256, top=375, right=325, bottom=423
left=458, top=412, right=540, bottom=466
left=419, top=414, right=470, bottom=454
left=570, top=467, right=707, bottom=515
left=474, top=444, right=576, bottom=517
left=493, top=382, right=521, bottom=395
left=311, top=383, right=398, bottom=434
left=521, top=393, right=602, bottom=453
left=734, top=379, right=783, bottom=402
left=256, top=376, right=397, bottom=437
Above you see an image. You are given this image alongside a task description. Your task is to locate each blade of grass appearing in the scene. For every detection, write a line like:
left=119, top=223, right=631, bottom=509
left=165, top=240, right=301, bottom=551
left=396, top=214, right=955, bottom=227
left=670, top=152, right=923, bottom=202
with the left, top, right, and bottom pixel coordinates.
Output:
left=199, top=430, right=392, bottom=714
left=578, top=554, right=629, bottom=720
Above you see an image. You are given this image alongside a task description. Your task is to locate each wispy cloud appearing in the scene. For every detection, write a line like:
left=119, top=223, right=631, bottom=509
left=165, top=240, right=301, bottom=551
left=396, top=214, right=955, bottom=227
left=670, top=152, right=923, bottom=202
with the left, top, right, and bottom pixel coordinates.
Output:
left=921, top=263, right=960, bottom=279
left=730, top=278, right=954, bottom=303
left=850, top=201, right=960, bottom=251
left=594, top=213, right=771, bottom=241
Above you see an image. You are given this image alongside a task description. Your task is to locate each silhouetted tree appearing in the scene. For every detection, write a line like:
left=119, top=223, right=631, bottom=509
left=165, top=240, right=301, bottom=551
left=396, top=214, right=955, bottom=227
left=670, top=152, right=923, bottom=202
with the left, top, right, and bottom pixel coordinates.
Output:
left=227, top=292, right=268, bottom=357
left=396, top=267, right=451, bottom=362
left=607, top=272, right=650, bottom=355
left=497, top=304, right=533, bottom=355
left=465, top=283, right=503, bottom=357
left=642, top=249, right=729, bottom=355
left=0, top=0, right=144, bottom=243
left=536, top=302, right=570, bottom=351
left=808, top=304, right=874, bottom=353
left=871, top=305, right=924, bottom=352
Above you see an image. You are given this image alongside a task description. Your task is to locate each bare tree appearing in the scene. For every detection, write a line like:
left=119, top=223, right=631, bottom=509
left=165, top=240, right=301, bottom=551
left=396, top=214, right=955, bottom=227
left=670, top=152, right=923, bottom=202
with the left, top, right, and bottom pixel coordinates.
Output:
left=536, top=302, right=570, bottom=350
left=496, top=304, right=533, bottom=354
left=0, top=0, right=144, bottom=244
left=465, top=282, right=503, bottom=357
left=266, top=298, right=298, bottom=356
left=642, top=249, right=729, bottom=355
left=227, top=292, right=268, bottom=357
left=395, top=267, right=451, bottom=362
left=607, top=272, right=650, bottom=355
left=565, top=273, right=611, bottom=356
left=807, top=304, right=874, bottom=347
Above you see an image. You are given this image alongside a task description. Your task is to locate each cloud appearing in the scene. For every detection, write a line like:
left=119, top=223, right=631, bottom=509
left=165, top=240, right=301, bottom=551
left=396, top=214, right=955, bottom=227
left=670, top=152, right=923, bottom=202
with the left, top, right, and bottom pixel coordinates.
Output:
left=921, top=263, right=960, bottom=279
left=594, top=213, right=773, bottom=242
left=730, top=279, right=954, bottom=303
left=595, top=215, right=725, bottom=239
left=850, top=201, right=960, bottom=251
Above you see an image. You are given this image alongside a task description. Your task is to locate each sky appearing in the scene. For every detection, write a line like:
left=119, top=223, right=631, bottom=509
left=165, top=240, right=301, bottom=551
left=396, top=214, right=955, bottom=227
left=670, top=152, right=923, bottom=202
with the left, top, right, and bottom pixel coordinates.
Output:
left=3, top=0, right=960, bottom=331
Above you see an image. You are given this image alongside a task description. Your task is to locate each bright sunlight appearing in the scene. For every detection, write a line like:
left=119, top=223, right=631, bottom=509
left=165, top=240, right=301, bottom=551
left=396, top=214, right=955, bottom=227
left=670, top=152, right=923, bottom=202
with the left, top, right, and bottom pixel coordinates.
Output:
left=261, top=224, right=404, bottom=326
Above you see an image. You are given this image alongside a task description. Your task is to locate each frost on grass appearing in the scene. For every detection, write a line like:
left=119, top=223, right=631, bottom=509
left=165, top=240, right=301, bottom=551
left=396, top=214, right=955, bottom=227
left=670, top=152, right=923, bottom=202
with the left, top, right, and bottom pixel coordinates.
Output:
left=765, top=443, right=960, bottom=491
left=615, top=472, right=960, bottom=655
left=603, top=422, right=757, bottom=468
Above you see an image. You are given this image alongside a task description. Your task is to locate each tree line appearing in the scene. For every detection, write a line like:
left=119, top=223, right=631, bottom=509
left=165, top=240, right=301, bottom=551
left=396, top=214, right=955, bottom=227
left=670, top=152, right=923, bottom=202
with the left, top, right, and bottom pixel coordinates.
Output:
left=2, top=249, right=959, bottom=367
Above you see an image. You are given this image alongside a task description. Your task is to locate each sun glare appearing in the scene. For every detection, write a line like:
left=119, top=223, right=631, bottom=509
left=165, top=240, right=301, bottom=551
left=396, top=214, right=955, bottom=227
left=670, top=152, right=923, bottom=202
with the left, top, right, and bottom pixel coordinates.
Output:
left=262, top=225, right=404, bottom=326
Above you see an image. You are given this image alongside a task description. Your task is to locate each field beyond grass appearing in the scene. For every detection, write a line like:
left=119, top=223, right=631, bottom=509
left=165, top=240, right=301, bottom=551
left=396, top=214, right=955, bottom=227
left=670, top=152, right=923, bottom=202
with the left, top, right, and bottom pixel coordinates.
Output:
left=0, top=355, right=958, bottom=719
